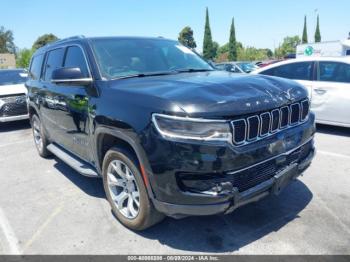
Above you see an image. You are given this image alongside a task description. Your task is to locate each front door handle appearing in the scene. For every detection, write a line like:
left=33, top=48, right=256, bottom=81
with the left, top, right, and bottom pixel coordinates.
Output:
left=314, top=88, right=327, bottom=95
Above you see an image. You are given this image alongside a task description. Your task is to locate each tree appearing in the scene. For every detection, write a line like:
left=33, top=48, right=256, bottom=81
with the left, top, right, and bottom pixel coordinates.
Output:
left=178, top=26, right=197, bottom=49
left=203, top=7, right=215, bottom=60
left=212, top=41, right=219, bottom=58
left=32, top=34, right=59, bottom=50
left=0, top=26, right=16, bottom=54
left=275, top=35, right=301, bottom=58
left=302, top=16, right=308, bottom=44
left=228, top=18, right=237, bottom=61
left=314, top=15, right=321, bottom=42
left=16, top=48, right=34, bottom=68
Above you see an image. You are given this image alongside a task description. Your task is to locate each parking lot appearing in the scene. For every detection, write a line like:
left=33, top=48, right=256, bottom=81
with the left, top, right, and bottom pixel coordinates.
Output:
left=0, top=120, right=349, bottom=255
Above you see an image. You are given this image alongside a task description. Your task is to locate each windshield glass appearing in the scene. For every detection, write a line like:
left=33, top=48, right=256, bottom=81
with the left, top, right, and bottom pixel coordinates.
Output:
left=237, top=62, right=258, bottom=73
left=0, top=70, right=28, bottom=86
left=90, top=38, right=213, bottom=79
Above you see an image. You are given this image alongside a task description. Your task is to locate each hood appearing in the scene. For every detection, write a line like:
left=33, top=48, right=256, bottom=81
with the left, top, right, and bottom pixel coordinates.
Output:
left=109, top=71, right=308, bottom=117
left=0, top=84, right=27, bottom=96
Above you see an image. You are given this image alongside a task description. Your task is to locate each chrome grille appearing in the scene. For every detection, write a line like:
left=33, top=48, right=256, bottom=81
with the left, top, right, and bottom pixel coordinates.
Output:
left=231, top=99, right=310, bottom=146
left=0, top=94, right=28, bottom=117
left=247, top=116, right=260, bottom=141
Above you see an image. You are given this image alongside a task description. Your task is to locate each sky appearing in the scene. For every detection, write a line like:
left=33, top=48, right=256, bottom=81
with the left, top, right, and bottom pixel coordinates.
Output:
left=2, top=0, right=350, bottom=51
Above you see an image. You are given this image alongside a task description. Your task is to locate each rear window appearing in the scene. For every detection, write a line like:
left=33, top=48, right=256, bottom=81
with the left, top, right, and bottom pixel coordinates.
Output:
left=0, top=70, right=27, bottom=86
left=318, top=62, right=350, bottom=83
left=260, top=62, right=313, bottom=81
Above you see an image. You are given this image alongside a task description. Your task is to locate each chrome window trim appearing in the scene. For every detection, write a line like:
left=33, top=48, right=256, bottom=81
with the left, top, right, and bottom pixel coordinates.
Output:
left=231, top=119, right=247, bottom=145
left=43, top=44, right=93, bottom=82
left=260, top=112, right=271, bottom=137
left=247, top=115, right=260, bottom=141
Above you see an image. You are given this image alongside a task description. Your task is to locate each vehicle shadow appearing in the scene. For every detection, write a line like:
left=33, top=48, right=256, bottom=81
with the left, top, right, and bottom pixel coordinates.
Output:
left=53, top=160, right=105, bottom=199
left=51, top=157, right=312, bottom=253
left=0, top=120, right=30, bottom=133
left=138, top=180, right=313, bottom=253
left=316, top=123, right=350, bottom=137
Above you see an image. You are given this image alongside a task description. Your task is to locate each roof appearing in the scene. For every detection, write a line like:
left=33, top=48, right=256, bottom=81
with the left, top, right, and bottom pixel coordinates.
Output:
left=33, top=35, right=176, bottom=56
left=252, top=56, right=350, bottom=74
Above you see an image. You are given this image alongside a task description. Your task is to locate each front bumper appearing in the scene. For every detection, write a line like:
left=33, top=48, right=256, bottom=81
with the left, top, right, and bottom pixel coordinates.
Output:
left=0, top=114, right=29, bottom=122
left=153, top=146, right=314, bottom=218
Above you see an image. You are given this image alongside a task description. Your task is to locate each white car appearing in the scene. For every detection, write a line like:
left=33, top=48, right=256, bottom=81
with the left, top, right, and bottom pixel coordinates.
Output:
left=0, top=69, right=29, bottom=122
left=252, top=57, right=350, bottom=128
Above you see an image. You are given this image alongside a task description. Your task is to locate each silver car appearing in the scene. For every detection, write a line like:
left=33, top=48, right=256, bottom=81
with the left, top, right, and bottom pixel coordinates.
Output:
left=0, top=69, right=29, bottom=122
left=252, top=57, right=350, bottom=128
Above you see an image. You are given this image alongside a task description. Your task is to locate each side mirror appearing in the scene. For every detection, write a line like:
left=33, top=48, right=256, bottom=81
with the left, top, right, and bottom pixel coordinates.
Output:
left=51, top=67, right=92, bottom=85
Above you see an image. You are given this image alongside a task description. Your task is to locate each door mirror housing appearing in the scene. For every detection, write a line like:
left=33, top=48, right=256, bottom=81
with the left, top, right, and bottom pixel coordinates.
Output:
left=51, top=67, right=92, bottom=86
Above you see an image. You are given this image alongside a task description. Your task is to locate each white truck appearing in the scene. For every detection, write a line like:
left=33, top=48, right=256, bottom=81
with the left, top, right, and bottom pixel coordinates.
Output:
left=296, top=40, right=350, bottom=58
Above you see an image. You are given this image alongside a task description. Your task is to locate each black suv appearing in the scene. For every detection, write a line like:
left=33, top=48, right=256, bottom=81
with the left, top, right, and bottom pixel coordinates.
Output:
left=26, top=36, right=315, bottom=230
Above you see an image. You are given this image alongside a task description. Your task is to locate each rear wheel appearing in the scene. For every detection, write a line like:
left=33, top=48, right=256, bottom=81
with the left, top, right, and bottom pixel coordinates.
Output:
left=102, top=147, right=164, bottom=230
left=31, top=114, right=51, bottom=158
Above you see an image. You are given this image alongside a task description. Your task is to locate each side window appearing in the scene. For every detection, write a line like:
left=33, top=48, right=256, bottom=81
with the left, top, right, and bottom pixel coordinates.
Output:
left=260, top=62, right=313, bottom=81
left=44, top=48, right=65, bottom=81
left=64, top=46, right=90, bottom=77
left=346, top=50, right=350, bottom=56
left=29, top=54, right=44, bottom=80
left=318, top=62, right=350, bottom=83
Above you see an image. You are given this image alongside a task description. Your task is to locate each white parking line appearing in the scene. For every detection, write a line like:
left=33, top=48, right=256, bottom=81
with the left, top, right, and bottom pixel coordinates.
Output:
left=318, top=150, right=350, bottom=160
left=0, top=208, right=21, bottom=254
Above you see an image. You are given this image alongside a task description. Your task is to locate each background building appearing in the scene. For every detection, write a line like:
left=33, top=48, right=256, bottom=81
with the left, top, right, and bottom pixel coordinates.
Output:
left=0, top=53, right=16, bottom=69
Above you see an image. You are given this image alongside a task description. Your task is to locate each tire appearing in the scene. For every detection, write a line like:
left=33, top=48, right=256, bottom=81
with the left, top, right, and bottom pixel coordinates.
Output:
left=31, top=114, right=52, bottom=158
left=102, top=147, right=164, bottom=230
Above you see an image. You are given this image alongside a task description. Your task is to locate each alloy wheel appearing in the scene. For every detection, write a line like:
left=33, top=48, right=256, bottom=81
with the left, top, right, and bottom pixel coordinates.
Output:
left=107, top=159, right=140, bottom=219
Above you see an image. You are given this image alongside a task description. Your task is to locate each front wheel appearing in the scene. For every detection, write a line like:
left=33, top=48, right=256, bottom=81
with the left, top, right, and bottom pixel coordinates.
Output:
left=31, top=114, right=51, bottom=158
left=102, top=147, right=164, bottom=230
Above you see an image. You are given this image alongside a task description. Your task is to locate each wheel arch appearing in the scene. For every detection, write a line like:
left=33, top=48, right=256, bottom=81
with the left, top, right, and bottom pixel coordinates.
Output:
left=95, top=127, right=155, bottom=199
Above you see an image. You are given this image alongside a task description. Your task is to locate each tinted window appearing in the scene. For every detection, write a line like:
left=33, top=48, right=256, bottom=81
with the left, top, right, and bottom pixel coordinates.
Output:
left=346, top=50, right=350, bottom=56
left=44, top=48, right=64, bottom=81
left=64, top=46, right=89, bottom=77
left=0, top=70, right=27, bottom=86
left=29, top=54, right=44, bottom=80
left=215, top=64, right=226, bottom=70
left=318, top=62, right=350, bottom=83
left=261, top=62, right=313, bottom=81
left=91, top=38, right=212, bottom=79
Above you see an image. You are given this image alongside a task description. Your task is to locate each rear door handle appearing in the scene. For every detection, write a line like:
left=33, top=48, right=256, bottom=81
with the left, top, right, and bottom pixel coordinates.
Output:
left=314, top=88, right=327, bottom=95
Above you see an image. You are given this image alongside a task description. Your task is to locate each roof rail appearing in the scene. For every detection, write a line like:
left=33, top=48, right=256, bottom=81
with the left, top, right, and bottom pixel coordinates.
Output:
left=35, top=35, right=86, bottom=52
left=51, top=35, right=86, bottom=45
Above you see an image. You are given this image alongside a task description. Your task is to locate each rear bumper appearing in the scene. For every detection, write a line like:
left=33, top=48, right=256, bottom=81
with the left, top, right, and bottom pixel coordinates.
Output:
left=0, top=114, right=29, bottom=122
left=153, top=145, right=314, bottom=218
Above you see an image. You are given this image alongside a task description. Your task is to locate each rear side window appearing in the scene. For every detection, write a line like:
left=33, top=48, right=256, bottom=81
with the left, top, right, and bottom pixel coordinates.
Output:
left=44, top=48, right=65, bottom=81
left=261, top=62, right=313, bottom=81
left=64, top=46, right=90, bottom=78
left=29, top=54, right=44, bottom=80
left=318, top=62, right=350, bottom=83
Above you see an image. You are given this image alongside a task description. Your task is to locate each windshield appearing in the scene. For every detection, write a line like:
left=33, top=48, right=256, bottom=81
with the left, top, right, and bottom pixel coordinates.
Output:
left=237, top=62, right=258, bottom=73
left=0, top=70, right=28, bottom=86
left=90, top=38, right=213, bottom=79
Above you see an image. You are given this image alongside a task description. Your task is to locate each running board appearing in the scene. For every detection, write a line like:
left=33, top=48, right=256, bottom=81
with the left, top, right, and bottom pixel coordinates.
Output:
left=47, top=143, right=99, bottom=177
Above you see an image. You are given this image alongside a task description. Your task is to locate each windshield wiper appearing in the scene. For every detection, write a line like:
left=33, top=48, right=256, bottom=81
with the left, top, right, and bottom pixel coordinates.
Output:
left=112, top=69, right=213, bottom=80
left=175, top=68, right=214, bottom=73
left=113, top=71, right=178, bottom=80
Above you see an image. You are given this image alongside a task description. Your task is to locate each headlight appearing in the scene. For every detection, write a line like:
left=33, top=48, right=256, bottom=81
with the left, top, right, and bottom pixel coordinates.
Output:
left=152, top=114, right=232, bottom=143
